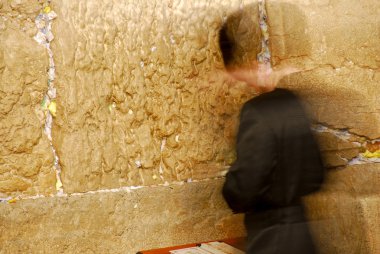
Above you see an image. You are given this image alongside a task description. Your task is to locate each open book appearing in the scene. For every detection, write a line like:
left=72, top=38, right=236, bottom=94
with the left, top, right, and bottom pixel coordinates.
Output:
left=169, top=241, right=244, bottom=254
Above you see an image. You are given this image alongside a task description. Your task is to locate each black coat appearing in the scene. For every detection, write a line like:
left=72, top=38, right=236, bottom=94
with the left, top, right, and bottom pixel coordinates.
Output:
left=223, top=88, right=324, bottom=254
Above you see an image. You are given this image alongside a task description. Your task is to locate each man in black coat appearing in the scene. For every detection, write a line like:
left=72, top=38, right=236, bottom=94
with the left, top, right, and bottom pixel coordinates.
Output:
left=219, top=15, right=325, bottom=254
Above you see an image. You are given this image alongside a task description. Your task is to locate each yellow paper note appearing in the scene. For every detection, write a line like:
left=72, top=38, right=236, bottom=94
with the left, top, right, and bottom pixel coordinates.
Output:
left=43, top=6, right=51, bottom=13
left=48, top=101, right=57, bottom=117
left=362, top=150, right=380, bottom=158
left=56, top=178, right=63, bottom=190
left=8, top=198, right=17, bottom=204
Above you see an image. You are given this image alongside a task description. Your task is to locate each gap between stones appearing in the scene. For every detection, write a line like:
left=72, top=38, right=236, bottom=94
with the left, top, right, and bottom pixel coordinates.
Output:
left=312, top=123, right=380, bottom=165
left=0, top=177, right=225, bottom=204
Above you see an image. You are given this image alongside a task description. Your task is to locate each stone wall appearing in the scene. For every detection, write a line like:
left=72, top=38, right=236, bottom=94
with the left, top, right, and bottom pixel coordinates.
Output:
left=51, top=0, right=260, bottom=193
left=0, top=0, right=379, bottom=253
left=1, top=0, right=261, bottom=198
left=0, top=1, right=56, bottom=198
left=268, top=0, right=380, bottom=140
left=0, top=1, right=253, bottom=252
left=0, top=179, right=244, bottom=253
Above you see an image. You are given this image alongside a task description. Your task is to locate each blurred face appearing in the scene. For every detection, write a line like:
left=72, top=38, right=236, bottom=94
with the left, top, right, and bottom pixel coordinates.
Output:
left=226, top=61, right=299, bottom=93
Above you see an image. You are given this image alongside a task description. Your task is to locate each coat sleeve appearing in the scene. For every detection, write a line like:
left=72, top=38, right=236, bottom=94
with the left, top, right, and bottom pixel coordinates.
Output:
left=222, top=104, right=277, bottom=213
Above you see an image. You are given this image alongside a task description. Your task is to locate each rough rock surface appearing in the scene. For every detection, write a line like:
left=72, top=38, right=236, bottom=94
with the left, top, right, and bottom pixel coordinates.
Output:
left=305, top=193, right=380, bottom=254
left=0, top=1, right=56, bottom=198
left=266, top=0, right=380, bottom=139
left=314, top=131, right=361, bottom=167
left=0, top=0, right=379, bottom=253
left=0, top=179, right=245, bottom=254
left=322, top=164, right=380, bottom=196
left=1, top=0, right=378, bottom=195
left=51, top=0, right=259, bottom=193
left=304, top=164, right=380, bottom=254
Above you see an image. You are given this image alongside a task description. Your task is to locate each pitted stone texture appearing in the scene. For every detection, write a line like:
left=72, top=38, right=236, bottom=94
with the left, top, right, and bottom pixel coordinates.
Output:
left=305, top=193, right=380, bottom=254
left=0, top=179, right=245, bottom=254
left=260, top=151, right=380, bottom=253
left=51, top=0, right=260, bottom=193
left=0, top=2, right=56, bottom=198
left=305, top=164, right=380, bottom=254
left=360, top=197, right=380, bottom=254
left=304, top=164, right=380, bottom=253
left=322, top=164, right=380, bottom=196
left=266, top=0, right=380, bottom=139
left=314, top=132, right=361, bottom=168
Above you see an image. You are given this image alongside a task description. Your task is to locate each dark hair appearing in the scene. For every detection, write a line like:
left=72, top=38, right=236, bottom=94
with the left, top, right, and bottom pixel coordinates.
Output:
left=217, top=8, right=261, bottom=70
left=219, top=22, right=235, bottom=68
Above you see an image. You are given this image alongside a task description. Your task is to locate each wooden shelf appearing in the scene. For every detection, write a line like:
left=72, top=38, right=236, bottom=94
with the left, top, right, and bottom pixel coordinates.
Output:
left=137, top=237, right=246, bottom=254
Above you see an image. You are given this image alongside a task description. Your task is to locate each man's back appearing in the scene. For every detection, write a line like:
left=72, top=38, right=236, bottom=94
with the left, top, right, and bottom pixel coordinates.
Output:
left=223, top=88, right=324, bottom=253
left=246, top=88, right=324, bottom=207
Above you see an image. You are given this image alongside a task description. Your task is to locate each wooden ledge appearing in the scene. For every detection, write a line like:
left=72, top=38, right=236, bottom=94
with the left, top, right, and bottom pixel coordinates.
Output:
left=137, top=237, right=246, bottom=253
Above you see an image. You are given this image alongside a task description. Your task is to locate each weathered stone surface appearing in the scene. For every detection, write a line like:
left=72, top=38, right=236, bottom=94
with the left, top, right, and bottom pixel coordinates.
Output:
left=303, top=164, right=380, bottom=253
left=314, top=131, right=361, bottom=167
left=360, top=196, right=380, bottom=254
left=266, top=0, right=380, bottom=139
left=305, top=192, right=380, bottom=254
left=0, top=179, right=245, bottom=254
left=322, top=164, right=380, bottom=196
left=51, top=0, right=259, bottom=193
left=0, top=0, right=379, bottom=253
left=2, top=0, right=378, bottom=194
left=0, top=1, right=56, bottom=198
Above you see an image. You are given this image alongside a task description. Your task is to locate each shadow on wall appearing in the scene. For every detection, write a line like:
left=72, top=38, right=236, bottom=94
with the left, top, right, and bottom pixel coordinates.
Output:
left=263, top=2, right=378, bottom=254
left=197, top=0, right=314, bottom=151
left=272, top=1, right=380, bottom=140
left=205, top=2, right=374, bottom=254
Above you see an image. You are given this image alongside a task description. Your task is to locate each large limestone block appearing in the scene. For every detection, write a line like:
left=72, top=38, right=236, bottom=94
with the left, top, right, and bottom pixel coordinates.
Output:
left=360, top=196, right=380, bottom=254
left=304, top=164, right=380, bottom=253
left=0, top=179, right=245, bottom=253
left=0, top=1, right=56, bottom=198
left=305, top=193, right=380, bottom=254
left=266, top=0, right=380, bottom=139
left=314, top=131, right=361, bottom=167
left=322, top=164, right=380, bottom=195
left=50, top=0, right=260, bottom=193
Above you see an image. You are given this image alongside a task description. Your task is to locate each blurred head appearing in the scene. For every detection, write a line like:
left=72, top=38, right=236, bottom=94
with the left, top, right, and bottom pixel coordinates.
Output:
left=218, top=11, right=298, bottom=93
left=218, top=10, right=260, bottom=71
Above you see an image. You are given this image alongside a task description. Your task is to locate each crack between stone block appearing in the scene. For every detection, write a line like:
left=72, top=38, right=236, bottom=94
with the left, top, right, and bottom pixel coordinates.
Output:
left=257, top=0, right=271, bottom=67
left=312, top=123, right=380, bottom=165
left=313, top=122, right=380, bottom=142
left=33, top=2, right=64, bottom=195
left=341, top=57, right=379, bottom=71
left=274, top=55, right=378, bottom=72
left=0, top=176, right=225, bottom=204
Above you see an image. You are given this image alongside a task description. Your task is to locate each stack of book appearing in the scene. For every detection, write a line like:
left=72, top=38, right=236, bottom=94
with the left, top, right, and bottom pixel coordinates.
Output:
left=169, top=241, right=244, bottom=254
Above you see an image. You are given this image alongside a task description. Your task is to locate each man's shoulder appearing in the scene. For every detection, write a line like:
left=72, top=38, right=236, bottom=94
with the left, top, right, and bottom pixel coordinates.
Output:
left=241, top=88, right=306, bottom=125
left=244, top=88, right=298, bottom=108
